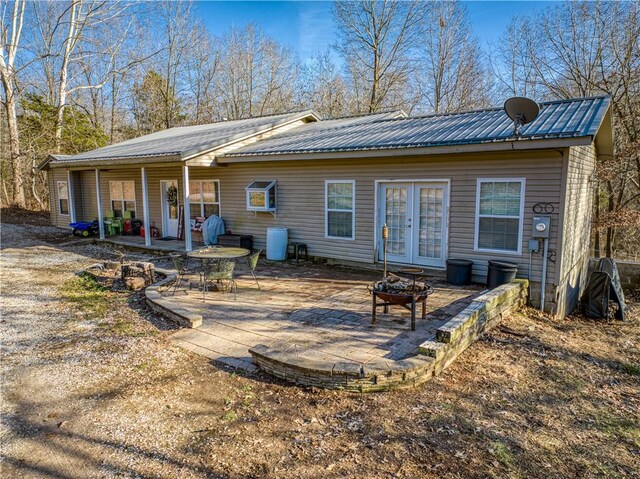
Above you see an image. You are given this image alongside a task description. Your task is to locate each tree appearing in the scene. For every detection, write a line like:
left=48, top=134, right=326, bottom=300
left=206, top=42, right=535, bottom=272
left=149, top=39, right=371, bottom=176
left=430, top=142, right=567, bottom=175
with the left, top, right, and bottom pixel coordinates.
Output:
left=417, top=1, right=491, bottom=114
left=301, top=50, right=350, bottom=118
left=334, top=0, right=424, bottom=113
left=215, top=24, right=300, bottom=120
left=496, top=1, right=640, bottom=258
left=0, top=0, right=26, bottom=206
left=132, top=70, right=184, bottom=134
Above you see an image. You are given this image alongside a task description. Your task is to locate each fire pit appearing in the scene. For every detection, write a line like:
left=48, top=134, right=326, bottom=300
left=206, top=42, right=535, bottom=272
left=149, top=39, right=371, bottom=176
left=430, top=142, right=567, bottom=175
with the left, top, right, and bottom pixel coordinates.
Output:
left=83, top=260, right=156, bottom=291
left=370, top=273, right=434, bottom=331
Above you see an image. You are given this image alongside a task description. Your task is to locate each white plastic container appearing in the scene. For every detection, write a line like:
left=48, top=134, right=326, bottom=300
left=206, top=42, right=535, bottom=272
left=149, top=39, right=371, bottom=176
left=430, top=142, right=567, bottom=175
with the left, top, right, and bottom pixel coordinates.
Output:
left=266, top=227, right=288, bottom=260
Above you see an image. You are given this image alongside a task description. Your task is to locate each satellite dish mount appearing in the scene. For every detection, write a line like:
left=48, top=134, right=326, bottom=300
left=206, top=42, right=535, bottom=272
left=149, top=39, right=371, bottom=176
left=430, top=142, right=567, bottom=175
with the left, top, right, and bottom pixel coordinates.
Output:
left=504, top=97, right=540, bottom=136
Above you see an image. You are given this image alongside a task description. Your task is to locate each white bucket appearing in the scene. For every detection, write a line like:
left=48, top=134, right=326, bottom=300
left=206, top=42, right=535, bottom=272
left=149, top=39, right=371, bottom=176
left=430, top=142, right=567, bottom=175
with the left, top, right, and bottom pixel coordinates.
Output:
left=266, top=227, right=288, bottom=261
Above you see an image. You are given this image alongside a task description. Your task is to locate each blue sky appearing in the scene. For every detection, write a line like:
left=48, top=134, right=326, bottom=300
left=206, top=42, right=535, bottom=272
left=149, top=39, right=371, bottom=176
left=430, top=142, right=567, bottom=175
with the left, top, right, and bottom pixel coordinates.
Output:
left=195, top=1, right=552, bottom=61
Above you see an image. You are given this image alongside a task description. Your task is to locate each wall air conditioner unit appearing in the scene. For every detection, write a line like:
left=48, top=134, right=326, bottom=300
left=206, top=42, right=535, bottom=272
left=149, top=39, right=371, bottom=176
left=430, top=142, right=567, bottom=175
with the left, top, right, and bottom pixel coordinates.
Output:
left=246, top=180, right=277, bottom=215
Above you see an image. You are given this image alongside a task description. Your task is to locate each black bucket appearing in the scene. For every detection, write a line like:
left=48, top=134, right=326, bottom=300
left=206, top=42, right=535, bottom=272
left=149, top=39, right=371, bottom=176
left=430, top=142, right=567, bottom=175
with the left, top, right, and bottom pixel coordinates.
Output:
left=487, top=260, right=518, bottom=288
left=446, top=259, right=473, bottom=286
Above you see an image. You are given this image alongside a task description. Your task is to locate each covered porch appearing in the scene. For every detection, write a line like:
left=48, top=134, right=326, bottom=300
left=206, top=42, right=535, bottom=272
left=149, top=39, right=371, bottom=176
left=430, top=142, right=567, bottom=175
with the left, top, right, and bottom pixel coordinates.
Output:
left=60, top=163, right=214, bottom=252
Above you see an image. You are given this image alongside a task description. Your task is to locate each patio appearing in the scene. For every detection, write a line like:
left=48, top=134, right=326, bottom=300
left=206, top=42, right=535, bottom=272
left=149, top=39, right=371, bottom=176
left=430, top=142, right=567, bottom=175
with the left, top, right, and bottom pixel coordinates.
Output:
left=161, top=260, right=484, bottom=373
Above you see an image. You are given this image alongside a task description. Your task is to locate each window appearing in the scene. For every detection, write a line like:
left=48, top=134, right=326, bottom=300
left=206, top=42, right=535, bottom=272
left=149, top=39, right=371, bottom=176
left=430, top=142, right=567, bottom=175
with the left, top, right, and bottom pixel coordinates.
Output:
left=109, top=180, right=136, bottom=217
left=189, top=179, right=220, bottom=219
left=325, top=180, right=355, bottom=240
left=57, top=181, right=69, bottom=216
left=246, top=180, right=277, bottom=212
left=475, top=178, right=525, bottom=253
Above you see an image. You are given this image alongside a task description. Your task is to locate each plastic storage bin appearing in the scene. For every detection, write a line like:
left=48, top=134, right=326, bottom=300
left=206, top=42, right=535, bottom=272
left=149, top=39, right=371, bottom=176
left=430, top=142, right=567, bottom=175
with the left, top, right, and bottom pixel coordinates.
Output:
left=266, top=227, right=288, bottom=260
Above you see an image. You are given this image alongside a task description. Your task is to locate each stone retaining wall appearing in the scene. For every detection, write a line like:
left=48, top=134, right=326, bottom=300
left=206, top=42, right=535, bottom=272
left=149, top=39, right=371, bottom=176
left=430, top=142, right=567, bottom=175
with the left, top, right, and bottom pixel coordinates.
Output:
left=250, top=280, right=528, bottom=392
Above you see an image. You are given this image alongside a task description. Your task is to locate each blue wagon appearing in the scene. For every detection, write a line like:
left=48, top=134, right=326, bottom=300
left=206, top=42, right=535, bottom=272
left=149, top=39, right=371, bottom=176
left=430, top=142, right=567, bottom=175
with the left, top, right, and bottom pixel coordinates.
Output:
left=70, top=220, right=100, bottom=237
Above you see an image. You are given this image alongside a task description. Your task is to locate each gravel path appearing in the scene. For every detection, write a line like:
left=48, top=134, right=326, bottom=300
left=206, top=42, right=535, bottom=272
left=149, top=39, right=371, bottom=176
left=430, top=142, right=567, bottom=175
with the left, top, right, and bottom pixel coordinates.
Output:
left=0, top=223, right=204, bottom=478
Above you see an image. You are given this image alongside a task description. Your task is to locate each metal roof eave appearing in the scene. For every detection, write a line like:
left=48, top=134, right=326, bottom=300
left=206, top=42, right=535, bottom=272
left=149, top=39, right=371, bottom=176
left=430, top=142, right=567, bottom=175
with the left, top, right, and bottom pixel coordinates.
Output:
left=217, top=136, right=595, bottom=164
left=42, top=110, right=320, bottom=170
left=46, top=153, right=182, bottom=169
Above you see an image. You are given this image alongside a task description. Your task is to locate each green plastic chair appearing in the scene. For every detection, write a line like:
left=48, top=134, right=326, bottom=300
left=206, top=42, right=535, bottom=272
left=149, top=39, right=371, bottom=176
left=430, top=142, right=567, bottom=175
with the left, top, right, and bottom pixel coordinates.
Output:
left=104, top=210, right=122, bottom=235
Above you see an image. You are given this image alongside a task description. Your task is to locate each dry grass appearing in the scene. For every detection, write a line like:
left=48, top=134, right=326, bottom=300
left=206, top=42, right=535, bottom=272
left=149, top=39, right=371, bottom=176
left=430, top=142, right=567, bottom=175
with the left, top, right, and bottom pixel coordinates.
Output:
left=2, top=221, right=639, bottom=478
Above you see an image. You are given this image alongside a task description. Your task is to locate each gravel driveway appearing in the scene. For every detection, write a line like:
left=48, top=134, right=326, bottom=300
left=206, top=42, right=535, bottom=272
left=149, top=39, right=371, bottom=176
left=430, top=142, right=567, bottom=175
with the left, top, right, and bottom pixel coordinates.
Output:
left=2, top=220, right=639, bottom=479
left=0, top=223, right=211, bottom=478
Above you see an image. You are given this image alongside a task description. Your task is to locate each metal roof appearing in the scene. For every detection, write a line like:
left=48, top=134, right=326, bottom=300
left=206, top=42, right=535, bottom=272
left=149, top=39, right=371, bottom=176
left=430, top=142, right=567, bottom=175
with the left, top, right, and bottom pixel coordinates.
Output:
left=224, top=96, right=611, bottom=157
left=47, top=111, right=318, bottom=165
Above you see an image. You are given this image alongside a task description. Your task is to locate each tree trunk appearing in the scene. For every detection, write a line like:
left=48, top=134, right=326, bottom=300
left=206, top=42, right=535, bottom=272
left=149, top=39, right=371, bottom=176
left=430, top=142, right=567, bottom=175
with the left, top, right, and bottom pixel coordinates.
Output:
left=1, top=76, right=26, bottom=207
left=593, top=183, right=601, bottom=257
left=55, top=0, right=80, bottom=154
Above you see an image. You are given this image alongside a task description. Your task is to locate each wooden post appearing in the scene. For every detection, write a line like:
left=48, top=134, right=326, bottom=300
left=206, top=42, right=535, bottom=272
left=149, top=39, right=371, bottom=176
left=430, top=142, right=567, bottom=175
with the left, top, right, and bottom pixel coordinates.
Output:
left=95, top=169, right=104, bottom=239
left=141, top=167, right=151, bottom=247
left=382, top=223, right=389, bottom=278
left=182, top=165, right=192, bottom=252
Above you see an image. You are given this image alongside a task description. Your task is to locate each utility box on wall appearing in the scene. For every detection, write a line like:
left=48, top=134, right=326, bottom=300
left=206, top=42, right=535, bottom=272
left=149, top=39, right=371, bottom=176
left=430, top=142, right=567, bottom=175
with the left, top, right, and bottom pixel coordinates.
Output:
left=532, top=216, right=551, bottom=239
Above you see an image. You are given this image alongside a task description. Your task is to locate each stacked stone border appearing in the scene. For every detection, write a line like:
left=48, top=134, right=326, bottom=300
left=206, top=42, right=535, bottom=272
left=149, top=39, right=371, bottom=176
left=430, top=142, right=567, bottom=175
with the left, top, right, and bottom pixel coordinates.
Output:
left=145, top=268, right=203, bottom=328
left=250, top=279, right=528, bottom=392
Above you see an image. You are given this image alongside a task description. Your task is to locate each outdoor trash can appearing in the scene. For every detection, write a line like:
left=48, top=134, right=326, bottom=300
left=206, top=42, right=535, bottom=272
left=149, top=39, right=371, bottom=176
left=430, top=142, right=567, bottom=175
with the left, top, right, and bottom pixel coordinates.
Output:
left=487, top=260, right=518, bottom=288
left=446, top=259, right=473, bottom=285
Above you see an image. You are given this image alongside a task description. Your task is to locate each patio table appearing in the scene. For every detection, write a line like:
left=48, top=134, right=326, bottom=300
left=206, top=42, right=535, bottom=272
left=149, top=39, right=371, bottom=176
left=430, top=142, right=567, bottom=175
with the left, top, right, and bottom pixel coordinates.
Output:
left=186, top=245, right=250, bottom=260
left=187, top=246, right=250, bottom=295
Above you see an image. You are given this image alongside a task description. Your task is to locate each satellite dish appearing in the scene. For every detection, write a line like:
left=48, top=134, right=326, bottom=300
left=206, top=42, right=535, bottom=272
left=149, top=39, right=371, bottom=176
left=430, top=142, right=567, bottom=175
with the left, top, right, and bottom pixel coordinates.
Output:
left=504, top=97, right=540, bottom=136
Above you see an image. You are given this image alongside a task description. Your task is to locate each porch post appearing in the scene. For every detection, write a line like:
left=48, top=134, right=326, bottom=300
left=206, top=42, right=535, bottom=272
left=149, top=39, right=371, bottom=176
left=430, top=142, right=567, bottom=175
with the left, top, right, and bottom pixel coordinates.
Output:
left=67, top=170, right=76, bottom=223
left=141, top=167, right=151, bottom=247
left=182, top=165, right=193, bottom=252
left=95, top=169, right=105, bottom=239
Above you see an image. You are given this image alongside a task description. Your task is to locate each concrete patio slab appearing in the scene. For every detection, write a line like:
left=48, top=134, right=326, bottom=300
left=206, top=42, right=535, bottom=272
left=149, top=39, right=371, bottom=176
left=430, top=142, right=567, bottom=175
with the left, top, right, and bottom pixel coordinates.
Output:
left=160, top=262, right=483, bottom=373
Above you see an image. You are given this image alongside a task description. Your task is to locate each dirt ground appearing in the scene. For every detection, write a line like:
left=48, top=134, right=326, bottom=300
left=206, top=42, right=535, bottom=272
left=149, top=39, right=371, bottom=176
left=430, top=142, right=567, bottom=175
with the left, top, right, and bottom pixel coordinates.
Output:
left=1, top=211, right=639, bottom=479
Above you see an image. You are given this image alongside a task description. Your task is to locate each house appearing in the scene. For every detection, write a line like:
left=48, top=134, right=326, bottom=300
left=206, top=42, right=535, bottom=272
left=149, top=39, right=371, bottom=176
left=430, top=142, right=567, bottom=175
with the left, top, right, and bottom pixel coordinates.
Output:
left=39, top=96, right=613, bottom=317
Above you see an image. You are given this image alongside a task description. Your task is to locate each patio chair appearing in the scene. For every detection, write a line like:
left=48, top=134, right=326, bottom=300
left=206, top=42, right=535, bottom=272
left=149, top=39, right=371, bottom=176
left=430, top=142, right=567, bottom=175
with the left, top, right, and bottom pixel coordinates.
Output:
left=201, top=259, right=237, bottom=301
left=168, top=253, right=194, bottom=295
left=244, top=249, right=262, bottom=290
left=104, top=210, right=122, bottom=236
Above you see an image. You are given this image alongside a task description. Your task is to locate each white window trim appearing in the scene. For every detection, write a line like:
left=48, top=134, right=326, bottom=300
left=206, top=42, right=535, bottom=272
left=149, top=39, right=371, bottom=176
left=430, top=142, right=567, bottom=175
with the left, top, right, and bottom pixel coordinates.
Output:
left=57, top=180, right=69, bottom=216
left=189, top=179, right=221, bottom=217
left=474, top=177, right=526, bottom=255
left=325, top=180, right=356, bottom=241
left=109, top=180, right=136, bottom=216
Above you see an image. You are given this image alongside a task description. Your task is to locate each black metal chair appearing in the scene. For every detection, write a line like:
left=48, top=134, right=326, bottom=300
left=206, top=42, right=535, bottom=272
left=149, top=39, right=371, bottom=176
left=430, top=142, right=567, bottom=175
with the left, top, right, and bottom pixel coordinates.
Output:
left=168, top=253, right=194, bottom=295
left=201, top=259, right=237, bottom=301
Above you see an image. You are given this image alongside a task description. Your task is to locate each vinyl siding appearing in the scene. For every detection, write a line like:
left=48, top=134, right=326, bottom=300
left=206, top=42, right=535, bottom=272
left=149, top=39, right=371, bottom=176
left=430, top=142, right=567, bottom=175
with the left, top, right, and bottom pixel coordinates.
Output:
left=555, top=144, right=597, bottom=317
left=48, top=149, right=565, bottom=296
left=49, top=169, right=70, bottom=228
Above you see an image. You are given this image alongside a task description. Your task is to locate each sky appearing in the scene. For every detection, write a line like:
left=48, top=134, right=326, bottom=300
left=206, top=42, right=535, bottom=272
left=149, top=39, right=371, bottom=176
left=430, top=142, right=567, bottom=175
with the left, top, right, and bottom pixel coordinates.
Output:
left=195, top=0, right=553, bottom=62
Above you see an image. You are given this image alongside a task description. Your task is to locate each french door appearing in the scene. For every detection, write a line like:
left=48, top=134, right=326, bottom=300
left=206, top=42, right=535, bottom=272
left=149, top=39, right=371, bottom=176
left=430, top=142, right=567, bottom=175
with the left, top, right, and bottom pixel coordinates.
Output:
left=379, top=181, right=448, bottom=268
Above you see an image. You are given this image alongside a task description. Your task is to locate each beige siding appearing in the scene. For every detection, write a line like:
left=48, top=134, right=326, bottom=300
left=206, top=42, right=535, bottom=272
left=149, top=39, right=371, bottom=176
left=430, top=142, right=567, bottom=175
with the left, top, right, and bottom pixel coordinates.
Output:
left=207, top=152, right=564, bottom=285
left=555, top=144, right=597, bottom=316
left=49, top=169, right=71, bottom=228
left=48, top=150, right=565, bottom=304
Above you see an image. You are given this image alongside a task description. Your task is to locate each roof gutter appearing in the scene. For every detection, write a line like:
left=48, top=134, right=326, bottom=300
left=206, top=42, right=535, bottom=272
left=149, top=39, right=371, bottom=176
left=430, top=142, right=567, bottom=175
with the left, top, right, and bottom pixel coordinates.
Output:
left=217, top=136, right=594, bottom=164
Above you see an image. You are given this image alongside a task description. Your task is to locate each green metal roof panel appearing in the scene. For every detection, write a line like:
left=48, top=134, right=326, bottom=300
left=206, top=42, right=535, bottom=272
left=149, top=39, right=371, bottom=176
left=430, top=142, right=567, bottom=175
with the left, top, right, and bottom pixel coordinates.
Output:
left=224, top=96, right=610, bottom=157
